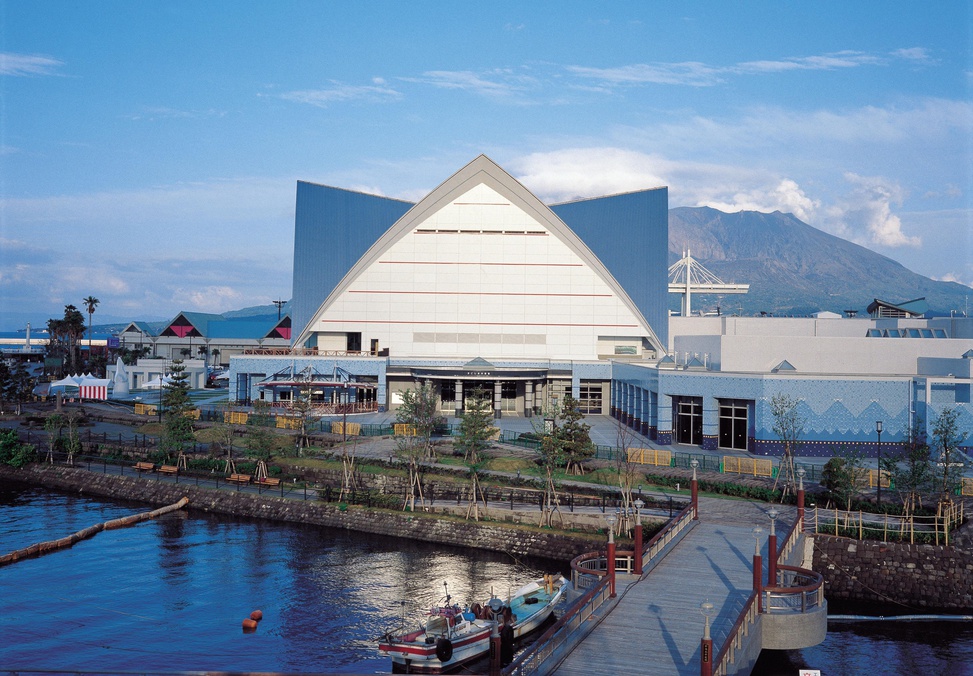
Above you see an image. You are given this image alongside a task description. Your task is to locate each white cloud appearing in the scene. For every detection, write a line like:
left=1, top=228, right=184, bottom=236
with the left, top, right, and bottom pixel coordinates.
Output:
left=0, top=52, right=63, bottom=76
left=567, top=49, right=913, bottom=89
left=404, top=70, right=535, bottom=100
left=279, top=82, right=403, bottom=107
left=566, top=62, right=723, bottom=87
left=510, top=147, right=819, bottom=220
left=823, top=173, right=920, bottom=248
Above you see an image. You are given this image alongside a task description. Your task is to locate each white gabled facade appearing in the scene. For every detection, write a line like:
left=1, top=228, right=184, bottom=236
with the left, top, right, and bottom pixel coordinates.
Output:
left=299, top=156, right=662, bottom=361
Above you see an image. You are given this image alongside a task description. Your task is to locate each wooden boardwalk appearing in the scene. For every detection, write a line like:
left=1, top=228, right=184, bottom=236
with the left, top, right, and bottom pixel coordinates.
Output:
left=553, top=499, right=789, bottom=676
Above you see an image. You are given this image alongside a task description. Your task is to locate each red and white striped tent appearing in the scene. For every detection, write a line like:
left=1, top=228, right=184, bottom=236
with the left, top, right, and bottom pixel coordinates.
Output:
left=79, top=377, right=110, bottom=400
left=50, top=373, right=111, bottom=401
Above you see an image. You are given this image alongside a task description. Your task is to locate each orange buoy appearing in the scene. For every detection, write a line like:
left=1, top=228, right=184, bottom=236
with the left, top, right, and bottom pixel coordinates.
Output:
left=250, top=610, right=263, bottom=622
left=242, top=618, right=258, bottom=632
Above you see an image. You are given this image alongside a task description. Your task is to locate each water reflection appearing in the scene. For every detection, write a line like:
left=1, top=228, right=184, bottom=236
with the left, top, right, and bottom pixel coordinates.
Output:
left=0, top=482, right=562, bottom=673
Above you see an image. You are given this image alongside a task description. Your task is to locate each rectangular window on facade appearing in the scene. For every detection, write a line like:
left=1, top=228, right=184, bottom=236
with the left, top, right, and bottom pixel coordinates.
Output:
left=676, top=397, right=703, bottom=445
left=718, top=399, right=750, bottom=451
left=578, top=383, right=604, bottom=414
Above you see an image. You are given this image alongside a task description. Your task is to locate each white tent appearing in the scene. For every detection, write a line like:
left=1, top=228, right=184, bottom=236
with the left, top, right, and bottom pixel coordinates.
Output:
left=141, top=375, right=173, bottom=390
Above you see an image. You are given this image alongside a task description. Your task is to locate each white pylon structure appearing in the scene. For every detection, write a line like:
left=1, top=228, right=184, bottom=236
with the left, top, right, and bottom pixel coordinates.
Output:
left=668, top=249, right=750, bottom=316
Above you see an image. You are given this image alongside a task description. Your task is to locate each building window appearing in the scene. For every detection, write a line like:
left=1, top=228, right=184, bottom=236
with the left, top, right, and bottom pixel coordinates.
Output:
left=501, top=382, right=518, bottom=412
left=579, top=383, right=603, bottom=414
left=440, top=381, right=456, bottom=412
left=676, top=397, right=703, bottom=446
left=718, top=399, right=750, bottom=451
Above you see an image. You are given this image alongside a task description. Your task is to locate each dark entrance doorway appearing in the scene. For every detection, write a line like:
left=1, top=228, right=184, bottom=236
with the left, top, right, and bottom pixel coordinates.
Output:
left=676, top=397, right=703, bottom=445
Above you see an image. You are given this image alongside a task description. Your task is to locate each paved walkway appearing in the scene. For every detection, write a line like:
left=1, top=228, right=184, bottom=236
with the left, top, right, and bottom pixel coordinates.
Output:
left=553, top=501, right=794, bottom=676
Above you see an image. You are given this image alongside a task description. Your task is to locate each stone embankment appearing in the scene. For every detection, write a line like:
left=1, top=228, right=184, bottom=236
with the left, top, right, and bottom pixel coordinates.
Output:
left=0, top=464, right=601, bottom=564
left=813, top=534, right=973, bottom=612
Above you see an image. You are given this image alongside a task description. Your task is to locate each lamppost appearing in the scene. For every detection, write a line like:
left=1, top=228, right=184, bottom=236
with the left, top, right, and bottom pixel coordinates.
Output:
left=767, top=508, right=779, bottom=586
left=797, top=467, right=806, bottom=527
left=876, top=420, right=884, bottom=506
left=605, top=511, right=617, bottom=598
left=700, top=601, right=715, bottom=676
left=690, top=458, right=700, bottom=520
left=634, top=497, right=645, bottom=575
left=752, top=526, right=763, bottom=612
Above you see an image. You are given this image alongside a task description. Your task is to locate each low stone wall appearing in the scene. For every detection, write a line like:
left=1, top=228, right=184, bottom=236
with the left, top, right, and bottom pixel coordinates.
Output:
left=0, top=464, right=602, bottom=564
left=813, top=534, right=973, bottom=611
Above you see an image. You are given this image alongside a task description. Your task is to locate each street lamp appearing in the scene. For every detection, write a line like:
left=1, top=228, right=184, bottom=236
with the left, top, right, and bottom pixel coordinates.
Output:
left=634, top=498, right=645, bottom=575
left=605, top=511, right=617, bottom=598
left=700, top=601, right=715, bottom=676
left=876, top=420, right=884, bottom=506
left=797, top=467, right=807, bottom=526
left=767, top=508, right=779, bottom=585
left=690, top=458, right=700, bottom=520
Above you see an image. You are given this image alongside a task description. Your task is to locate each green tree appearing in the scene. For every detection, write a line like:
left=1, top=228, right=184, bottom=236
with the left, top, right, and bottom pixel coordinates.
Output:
left=43, top=413, right=65, bottom=463
left=822, top=445, right=869, bottom=511
left=396, top=382, right=444, bottom=460
left=46, top=305, right=87, bottom=375
left=83, top=296, right=99, bottom=367
left=0, top=361, right=12, bottom=414
left=158, top=360, right=196, bottom=461
left=558, top=394, right=595, bottom=475
left=455, top=386, right=493, bottom=464
left=245, top=400, right=277, bottom=463
left=0, top=429, right=35, bottom=468
left=455, top=387, right=494, bottom=520
left=770, top=393, right=805, bottom=499
left=931, top=407, right=967, bottom=504
left=880, top=418, right=933, bottom=517
left=395, top=382, right=444, bottom=511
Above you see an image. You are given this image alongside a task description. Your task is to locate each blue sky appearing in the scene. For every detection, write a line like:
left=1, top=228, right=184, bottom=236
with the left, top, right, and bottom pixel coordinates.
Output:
left=1, top=1, right=971, bottom=330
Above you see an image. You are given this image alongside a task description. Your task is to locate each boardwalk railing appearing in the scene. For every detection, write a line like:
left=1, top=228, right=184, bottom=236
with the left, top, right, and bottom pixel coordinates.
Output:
left=764, top=566, right=824, bottom=613
left=502, top=578, right=612, bottom=676
left=570, top=502, right=698, bottom=590
left=713, top=515, right=824, bottom=674
left=713, top=591, right=759, bottom=676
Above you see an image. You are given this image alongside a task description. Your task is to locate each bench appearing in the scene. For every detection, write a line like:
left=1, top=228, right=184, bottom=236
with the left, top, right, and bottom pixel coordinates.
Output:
left=158, top=465, right=179, bottom=476
left=256, top=477, right=281, bottom=487
left=227, top=473, right=251, bottom=485
left=133, top=462, right=155, bottom=473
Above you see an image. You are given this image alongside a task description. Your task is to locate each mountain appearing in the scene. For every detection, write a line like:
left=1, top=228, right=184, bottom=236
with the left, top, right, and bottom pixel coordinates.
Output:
left=668, top=207, right=972, bottom=316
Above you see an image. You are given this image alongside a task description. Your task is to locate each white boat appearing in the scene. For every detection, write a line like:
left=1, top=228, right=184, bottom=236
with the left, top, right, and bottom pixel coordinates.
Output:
left=379, top=575, right=566, bottom=674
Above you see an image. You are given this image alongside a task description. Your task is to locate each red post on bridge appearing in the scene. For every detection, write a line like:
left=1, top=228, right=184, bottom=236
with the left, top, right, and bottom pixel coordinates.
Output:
left=700, top=601, right=715, bottom=676
left=691, top=459, right=699, bottom=520
left=752, top=527, right=763, bottom=613
left=606, top=512, right=617, bottom=598
left=634, top=498, right=645, bottom=575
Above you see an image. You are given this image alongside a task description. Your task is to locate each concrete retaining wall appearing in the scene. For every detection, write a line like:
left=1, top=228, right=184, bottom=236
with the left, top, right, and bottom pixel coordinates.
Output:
left=813, top=534, right=973, bottom=611
left=0, top=464, right=601, bottom=564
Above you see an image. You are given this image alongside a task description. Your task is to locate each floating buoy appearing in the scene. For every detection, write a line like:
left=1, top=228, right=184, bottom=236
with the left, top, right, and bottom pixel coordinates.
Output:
left=242, top=618, right=258, bottom=632
left=250, top=610, right=263, bottom=622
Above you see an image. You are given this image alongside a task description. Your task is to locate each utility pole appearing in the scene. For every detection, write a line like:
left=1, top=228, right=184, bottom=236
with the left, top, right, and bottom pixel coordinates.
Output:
left=272, top=299, right=286, bottom=320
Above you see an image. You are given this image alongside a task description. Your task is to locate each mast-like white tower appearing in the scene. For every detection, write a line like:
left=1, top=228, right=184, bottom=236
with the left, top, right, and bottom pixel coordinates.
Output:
left=668, top=249, right=750, bottom=316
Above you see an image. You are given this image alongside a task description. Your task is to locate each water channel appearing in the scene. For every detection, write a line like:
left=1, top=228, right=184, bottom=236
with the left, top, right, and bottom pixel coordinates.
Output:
left=2, top=482, right=972, bottom=675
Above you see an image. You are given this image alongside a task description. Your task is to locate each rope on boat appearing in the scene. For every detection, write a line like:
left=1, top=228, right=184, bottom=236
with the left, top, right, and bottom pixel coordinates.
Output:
left=0, top=497, right=190, bottom=567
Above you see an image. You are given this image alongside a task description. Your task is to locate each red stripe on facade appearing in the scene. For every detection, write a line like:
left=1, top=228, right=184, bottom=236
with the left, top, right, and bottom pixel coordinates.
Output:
left=348, top=290, right=612, bottom=297
left=317, top=320, right=639, bottom=328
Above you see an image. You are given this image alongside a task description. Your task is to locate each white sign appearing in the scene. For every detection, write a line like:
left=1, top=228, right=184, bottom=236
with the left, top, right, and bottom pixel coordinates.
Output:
left=799, top=670, right=822, bottom=676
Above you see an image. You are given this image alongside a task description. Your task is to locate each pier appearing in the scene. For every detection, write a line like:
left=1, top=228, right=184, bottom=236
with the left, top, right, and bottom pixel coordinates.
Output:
left=507, top=469, right=826, bottom=676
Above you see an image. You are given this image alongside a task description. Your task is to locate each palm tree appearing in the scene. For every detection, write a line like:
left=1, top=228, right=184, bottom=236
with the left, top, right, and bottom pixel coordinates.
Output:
left=83, top=296, right=99, bottom=366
